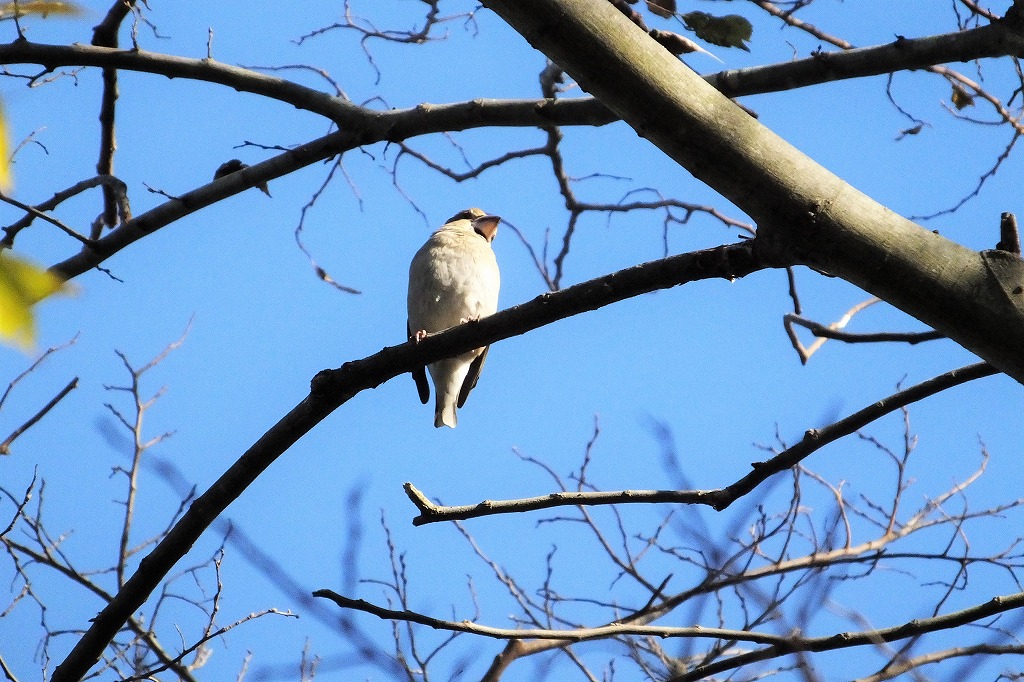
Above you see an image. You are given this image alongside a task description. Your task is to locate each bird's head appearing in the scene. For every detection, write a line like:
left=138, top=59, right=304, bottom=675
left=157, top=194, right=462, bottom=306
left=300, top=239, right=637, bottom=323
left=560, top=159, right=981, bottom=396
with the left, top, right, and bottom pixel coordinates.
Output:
left=445, top=207, right=501, bottom=243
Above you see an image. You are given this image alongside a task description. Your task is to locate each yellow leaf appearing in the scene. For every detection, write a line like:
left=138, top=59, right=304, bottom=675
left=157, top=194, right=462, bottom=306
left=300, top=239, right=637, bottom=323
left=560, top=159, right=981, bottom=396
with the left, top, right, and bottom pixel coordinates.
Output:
left=0, top=251, right=73, bottom=351
left=0, top=1, right=84, bottom=19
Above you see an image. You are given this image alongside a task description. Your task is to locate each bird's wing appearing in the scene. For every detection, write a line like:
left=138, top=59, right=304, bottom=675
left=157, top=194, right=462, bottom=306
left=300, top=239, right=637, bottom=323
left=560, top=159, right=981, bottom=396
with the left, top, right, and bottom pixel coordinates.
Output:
left=408, top=321, right=431, bottom=405
left=457, top=345, right=489, bottom=408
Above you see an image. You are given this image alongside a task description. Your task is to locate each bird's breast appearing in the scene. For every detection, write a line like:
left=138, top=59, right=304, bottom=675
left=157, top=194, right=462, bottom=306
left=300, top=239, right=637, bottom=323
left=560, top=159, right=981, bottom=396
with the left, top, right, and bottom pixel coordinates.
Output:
left=408, top=235, right=499, bottom=334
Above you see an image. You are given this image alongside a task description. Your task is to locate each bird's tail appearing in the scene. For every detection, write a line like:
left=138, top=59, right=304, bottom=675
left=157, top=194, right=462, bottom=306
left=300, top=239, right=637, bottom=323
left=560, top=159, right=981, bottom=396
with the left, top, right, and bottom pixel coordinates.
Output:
left=434, top=402, right=457, bottom=429
left=429, top=357, right=471, bottom=429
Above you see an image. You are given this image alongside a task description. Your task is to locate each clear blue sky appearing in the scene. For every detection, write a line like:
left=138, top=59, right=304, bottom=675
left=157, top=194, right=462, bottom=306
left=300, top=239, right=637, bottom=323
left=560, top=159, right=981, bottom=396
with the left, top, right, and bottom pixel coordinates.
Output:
left=2, top=1, right=1023, bottom=680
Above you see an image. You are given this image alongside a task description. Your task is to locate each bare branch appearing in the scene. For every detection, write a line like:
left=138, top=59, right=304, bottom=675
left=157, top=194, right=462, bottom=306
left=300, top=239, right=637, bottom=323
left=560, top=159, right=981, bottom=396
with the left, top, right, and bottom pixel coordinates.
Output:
left=310, top=588, right=1024, bottom=668
left=784, top=306, right=944, bottom=364
left=1, top=175, right=130, bottom=249
left=123, top=609, right=298, bottom=681
left=671, top=591, right=1024, bottom=682
left=0, top=377, right=77, bottom=455
left=405, top=362, right=997, bottom=524
left=0, top=193, right=93, bottom=245
left=90, top=0, right=137, bottom=234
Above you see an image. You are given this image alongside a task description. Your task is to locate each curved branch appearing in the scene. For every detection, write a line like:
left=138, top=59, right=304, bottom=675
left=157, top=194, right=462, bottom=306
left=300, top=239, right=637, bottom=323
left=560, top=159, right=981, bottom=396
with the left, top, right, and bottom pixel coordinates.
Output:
left=309, top=588, right=1024, bottom=659
left=707, top=20, right=1024, bottom=98
left=311, top=585, right=1024, bottom=682
left=404, top=362, right=997, bottom=524
left=0, top=19, right=1020, bottom=126
left=91, top=0, right=137, bottom=231
left=672, top=591, right=1024, bottom=682
left=0, top=42, right=358, bottom=123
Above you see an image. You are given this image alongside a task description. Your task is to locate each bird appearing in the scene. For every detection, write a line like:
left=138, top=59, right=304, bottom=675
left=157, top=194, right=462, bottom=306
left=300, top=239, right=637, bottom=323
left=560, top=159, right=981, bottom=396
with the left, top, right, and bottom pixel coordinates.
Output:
left=407, top=208, right=501, bottom=428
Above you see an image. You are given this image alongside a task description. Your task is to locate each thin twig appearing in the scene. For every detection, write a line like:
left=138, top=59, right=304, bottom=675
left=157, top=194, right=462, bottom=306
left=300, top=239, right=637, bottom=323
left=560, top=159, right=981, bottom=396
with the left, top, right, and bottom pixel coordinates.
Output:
left=0, top=378, right=78, bottom=455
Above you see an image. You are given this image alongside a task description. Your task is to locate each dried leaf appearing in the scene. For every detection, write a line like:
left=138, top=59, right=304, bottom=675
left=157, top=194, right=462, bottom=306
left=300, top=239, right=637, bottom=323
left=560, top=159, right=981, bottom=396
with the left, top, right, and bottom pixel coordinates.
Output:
left=951, top=84, right=975, bottom=109
left=646, top=0, right=676, bottom=19
left=682, top=11, right=753, bottom=51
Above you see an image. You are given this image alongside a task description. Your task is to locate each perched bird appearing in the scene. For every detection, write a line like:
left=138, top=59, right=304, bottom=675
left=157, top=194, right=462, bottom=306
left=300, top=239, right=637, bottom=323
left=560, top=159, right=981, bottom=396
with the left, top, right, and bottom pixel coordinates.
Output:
left=408, top=208, right=501, bottom=428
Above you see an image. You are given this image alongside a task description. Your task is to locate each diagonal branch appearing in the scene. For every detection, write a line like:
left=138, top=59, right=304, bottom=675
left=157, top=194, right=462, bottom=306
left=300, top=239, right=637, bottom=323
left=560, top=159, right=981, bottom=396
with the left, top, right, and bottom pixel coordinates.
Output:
left=49, top=239, right=766, bottom=681
left=404, top=362, right=997, bottom=524
left=670, top=591, right=1024, bottom=682
left=478, top=0, right=1024, bottom=385
left=0, top=377, right=78, bottom=455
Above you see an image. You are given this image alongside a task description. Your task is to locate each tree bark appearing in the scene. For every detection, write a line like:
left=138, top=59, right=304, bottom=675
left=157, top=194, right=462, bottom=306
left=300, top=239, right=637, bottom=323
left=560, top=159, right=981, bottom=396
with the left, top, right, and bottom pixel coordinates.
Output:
left=481, top=0, right=1024, bottom=383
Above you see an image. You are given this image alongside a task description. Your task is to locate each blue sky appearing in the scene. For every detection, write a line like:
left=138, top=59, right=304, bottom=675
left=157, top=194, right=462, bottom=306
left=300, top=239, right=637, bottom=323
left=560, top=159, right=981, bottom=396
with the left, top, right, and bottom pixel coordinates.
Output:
left=2, top=1, right=1023, bottom=680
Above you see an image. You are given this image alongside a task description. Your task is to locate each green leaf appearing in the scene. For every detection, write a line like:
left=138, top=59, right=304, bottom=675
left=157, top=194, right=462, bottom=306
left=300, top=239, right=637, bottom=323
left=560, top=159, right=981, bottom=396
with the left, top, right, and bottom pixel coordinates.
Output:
left=681, top=11, right=753, bottom=51
left=0, top=251, right=73, bottom=351
left=0, top=1, right=84, bottom=19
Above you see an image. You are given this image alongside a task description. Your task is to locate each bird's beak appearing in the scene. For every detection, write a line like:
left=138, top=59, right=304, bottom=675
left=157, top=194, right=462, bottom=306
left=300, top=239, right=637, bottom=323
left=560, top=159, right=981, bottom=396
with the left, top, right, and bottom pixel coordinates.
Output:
left=473, top=215, right=501, bottom=242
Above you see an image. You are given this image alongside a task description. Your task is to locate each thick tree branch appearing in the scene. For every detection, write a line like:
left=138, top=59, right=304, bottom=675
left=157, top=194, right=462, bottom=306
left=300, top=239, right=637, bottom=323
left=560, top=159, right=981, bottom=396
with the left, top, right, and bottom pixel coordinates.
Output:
left=479, top=0, right=1024, bottom=384
left=707, top=19, right=1024, bottom=98
left=404, top=362, right=996, bottom=524
left=49, top=240, right=766, bottom=681
left=0, top=24, right=1013, bottom=283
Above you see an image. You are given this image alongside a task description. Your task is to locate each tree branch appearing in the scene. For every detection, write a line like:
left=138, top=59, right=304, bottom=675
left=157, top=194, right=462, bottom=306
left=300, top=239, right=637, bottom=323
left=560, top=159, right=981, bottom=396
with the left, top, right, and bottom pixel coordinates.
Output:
left=404, top=362, right=997, bottom=524
left=1, top=24, right=1015, bottom=285
left=479, top=0, right=1024, bottom=384
left=0, top=377, right=78, bottom=455
left=0, top=19, right=1020, bottom=126
left=49, top=240, right=766, bottom=681
left=90, top=0, right=136, bottom=233
left=671, top=591, right=1024, bottom=682
left=308, top=587, right=1024, bottom=682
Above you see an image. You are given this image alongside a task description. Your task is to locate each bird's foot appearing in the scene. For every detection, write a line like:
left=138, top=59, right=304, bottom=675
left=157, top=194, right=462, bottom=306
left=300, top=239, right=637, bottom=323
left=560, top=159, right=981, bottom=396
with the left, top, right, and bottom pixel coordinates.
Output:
left=413, top=329, right=429, bottom=343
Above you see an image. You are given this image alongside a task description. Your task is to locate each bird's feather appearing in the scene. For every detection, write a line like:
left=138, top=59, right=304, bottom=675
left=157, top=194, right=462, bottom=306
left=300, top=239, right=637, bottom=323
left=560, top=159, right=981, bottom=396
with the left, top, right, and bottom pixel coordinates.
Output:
left=458, top=345, right=489, bottom=408
left=408, top=320, right=431, bottom=405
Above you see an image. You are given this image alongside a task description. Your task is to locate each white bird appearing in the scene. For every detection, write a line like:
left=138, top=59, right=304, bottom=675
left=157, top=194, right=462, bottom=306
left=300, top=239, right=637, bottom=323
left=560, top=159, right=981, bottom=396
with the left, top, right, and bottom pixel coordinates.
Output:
left=408, top=208, right=501, bottom=428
